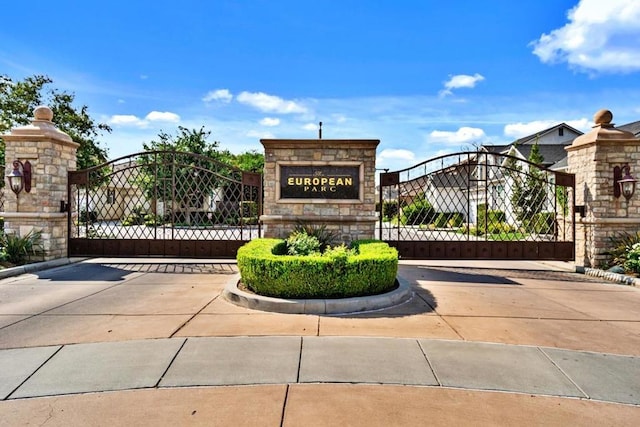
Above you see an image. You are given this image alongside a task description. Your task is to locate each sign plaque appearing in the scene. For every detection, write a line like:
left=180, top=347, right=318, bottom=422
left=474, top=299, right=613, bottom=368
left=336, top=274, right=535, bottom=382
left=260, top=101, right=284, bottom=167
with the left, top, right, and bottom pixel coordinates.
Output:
left=280, top=165, right=360, bottom=199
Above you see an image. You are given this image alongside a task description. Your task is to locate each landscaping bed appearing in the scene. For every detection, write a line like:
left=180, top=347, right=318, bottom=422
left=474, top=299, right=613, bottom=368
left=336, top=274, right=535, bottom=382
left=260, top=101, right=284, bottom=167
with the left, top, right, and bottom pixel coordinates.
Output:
left=237, top=238, right=398, bottom=299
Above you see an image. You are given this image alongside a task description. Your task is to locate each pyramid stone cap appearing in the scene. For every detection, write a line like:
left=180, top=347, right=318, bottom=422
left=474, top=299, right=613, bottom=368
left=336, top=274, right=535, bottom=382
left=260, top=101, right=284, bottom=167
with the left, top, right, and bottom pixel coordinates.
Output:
left=5, top=106, right=75, bottom=145
left=568, top=109, right=636, bottom=149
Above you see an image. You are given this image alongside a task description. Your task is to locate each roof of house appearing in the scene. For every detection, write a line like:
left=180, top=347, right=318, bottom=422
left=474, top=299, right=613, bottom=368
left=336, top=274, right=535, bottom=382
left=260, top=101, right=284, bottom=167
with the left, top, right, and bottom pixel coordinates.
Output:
left=428, top=170, right=470, bottom=188
left=515, top=144, right=569, bottom=166
left=480, top=144, right=568, bottom=166
left=619, top=120, right=640, bottom=137
left=511, top=123, right=583, bottom=146
left=549, top=156, right=568, bottom=171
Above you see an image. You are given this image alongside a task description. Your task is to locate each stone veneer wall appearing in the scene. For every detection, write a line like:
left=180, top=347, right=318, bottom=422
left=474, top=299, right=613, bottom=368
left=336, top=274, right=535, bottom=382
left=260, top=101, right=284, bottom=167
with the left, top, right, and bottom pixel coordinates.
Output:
left=566, top=109, right=640, bottom=268
left=260, top=139, right=379, bottom=242
left=2, top=106, right=79, bottom=260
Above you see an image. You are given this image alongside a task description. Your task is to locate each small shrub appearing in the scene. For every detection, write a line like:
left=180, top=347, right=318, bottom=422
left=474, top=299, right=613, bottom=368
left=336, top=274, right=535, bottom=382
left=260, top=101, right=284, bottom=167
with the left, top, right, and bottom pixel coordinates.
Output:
left=240, top=201, right=258, bottom=217
left=524, top=212, right=556, bottom=234
left=0, top=229, right=43, bottom=265
left=121, top=205, right=147, bottom=226
left=623, top=243, right=640, bottom=274
left=144, top=213, right=163, bottom=226
left=448, top=213, right=464, bottom=228
left=487, top=222, right=515, bottom=235
left=237, top=239, right=398, bottom=298
left=401, top=199, right=436, bottom=225
left=286, top=232, right=321, bottom=256
left=477, top=204, right=505, bottom=228
left=79, top=209, right=98, bottom=224
left=382, top=201, right=399, bottom=221
left=292, top=223, right=339, bottom=251
left=605, top=231, right=640, bottom=266
left=434, top=212, right=464, bottom=228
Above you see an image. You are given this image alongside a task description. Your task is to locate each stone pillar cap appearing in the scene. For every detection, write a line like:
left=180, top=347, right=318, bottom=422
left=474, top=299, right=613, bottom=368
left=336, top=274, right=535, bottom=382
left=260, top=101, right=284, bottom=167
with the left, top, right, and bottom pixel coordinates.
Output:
left=568, top=109, right=636, bottom=149
left=5, top=106, right=74, bottom=144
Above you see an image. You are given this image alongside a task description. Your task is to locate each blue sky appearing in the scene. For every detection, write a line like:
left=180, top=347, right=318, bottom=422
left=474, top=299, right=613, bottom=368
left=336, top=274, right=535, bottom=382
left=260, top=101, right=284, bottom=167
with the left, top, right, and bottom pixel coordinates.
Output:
left=2, top=0, right=640, bottom=171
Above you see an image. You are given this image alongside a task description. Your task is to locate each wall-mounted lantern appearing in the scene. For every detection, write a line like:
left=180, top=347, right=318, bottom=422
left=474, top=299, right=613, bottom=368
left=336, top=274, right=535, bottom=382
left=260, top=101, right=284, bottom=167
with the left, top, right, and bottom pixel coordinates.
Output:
left=613, top=163, right=637, bottom=200
left=6, top=160, right=32, bottom=195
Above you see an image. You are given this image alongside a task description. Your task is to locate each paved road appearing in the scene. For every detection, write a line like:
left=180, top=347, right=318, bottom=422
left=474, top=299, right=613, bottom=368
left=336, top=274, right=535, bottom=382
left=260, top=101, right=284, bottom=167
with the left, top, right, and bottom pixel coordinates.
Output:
left=0, top=259, right=639, bottom=425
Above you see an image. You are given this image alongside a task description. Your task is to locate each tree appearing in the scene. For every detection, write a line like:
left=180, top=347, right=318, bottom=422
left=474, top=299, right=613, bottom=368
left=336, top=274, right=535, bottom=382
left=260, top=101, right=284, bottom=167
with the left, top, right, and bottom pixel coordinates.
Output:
left=231, top=150, right=264, bottom=173
left=509, top=140, right=548, bottom=228
left=137, top=126, right=243, bottom=224
left=0, top=74, right=110, bottom=171
left=136, top=126, right=264, bottom=225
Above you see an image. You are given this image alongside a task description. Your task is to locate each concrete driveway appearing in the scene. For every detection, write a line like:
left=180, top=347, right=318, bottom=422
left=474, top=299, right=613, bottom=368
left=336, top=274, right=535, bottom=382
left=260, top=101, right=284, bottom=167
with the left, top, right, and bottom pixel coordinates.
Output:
left=0, top=258, right=639, bottom=425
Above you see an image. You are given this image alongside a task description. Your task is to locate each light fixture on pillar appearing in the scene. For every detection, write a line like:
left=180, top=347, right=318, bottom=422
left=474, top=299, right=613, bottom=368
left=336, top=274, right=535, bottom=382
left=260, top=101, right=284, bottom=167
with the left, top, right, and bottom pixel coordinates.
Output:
left=6, top=160, right=32, bottom=195
left=613, top=163, right=637, bottom=200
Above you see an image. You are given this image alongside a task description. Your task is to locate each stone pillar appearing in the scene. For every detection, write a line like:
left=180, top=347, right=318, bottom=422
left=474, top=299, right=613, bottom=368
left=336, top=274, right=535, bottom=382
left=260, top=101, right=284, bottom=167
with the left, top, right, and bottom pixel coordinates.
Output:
left=1, top=106, right=79, bottom=260
left=566, top=109, right=640, bottom=267
left=260, top=139, right=379, bottom=242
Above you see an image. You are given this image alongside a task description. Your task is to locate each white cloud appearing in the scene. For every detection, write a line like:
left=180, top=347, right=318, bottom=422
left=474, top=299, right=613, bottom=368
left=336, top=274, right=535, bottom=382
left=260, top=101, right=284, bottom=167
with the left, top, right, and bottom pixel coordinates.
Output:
left=302, top=123, right=318, bottom=131
left=378, top=148, right=415, bottom=162
left=429, top=127, right=486, bottom=144
left=203, top=89, right=233, bottom=103
left=531, top=0, right=640, bottom=73
left=566, top=118, right=592, bottom=131
left=504, top=120, right=558, bottom=138
left=108, top=114, right=147, bottom=127
left=439, top=73, right=485, bottom=97
left=260, top=117, right=280, bottom=126
left=145, top=111, right=180, bottom=122
left=504, top=118, right=591, bottom=138
left=108, top=111, right=180, bottom=128
left=237, top=91, right=307, bottom=114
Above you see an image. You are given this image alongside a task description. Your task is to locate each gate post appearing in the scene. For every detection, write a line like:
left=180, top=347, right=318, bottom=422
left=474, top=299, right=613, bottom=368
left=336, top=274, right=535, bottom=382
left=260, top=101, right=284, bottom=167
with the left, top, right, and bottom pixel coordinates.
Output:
left=566, top=109, right=640, bottom=268
left=1, top=106, right=79, bottom=260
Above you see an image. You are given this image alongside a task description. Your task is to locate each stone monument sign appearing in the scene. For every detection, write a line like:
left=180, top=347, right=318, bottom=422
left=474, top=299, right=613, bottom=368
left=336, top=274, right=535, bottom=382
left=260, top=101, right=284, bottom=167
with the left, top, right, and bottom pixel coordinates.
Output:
left=260, top=139, right=379, bottom=242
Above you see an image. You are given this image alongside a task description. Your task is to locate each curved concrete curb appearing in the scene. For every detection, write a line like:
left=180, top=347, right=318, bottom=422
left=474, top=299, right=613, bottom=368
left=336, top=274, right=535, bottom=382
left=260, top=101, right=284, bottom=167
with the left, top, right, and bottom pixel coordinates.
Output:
left=223, top=274, right=414, bottom=314
left=580, top=266, right=639, bottom=287
left=0, top=257, right=76, bottom=280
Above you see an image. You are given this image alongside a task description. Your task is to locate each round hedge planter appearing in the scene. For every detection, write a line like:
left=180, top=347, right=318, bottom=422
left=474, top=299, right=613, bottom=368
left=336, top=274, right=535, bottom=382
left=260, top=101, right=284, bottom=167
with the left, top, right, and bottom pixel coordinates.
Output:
left=236, top=239, right=399, bottom=299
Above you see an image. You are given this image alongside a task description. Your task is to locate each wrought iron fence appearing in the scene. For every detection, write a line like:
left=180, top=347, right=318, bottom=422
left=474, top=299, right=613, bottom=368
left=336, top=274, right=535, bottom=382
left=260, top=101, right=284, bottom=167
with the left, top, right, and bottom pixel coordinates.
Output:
left=379, top=151, right=574, bottom=259
left=68, top=151, right=262, bottom=257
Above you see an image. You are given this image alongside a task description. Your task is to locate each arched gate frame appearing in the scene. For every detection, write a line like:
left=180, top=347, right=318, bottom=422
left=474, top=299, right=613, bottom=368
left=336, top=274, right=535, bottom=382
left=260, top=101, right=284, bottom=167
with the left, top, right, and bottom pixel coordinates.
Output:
left=67, top=151, right=262, bottom=258
left=379, top=151, right=575, bottom=260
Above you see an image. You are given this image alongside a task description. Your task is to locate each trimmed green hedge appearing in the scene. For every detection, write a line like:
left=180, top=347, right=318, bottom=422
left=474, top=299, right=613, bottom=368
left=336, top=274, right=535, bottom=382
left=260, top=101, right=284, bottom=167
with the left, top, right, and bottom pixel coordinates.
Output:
left=237, top=239, right=398, bottom=299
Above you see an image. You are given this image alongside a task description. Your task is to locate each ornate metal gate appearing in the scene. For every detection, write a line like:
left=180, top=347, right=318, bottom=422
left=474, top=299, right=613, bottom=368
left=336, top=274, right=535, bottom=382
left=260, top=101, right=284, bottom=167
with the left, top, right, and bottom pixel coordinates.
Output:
left=67, top=151, right=262, bottom=258
left=379, top=151, right=575, bottom=260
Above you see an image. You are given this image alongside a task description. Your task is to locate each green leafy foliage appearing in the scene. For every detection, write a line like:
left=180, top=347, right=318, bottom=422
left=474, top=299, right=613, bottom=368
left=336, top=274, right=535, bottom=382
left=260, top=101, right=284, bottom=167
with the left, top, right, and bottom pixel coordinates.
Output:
left=121, top=206, right=147, bottom=226
left=381, top=200, right=399, bottom=221
left=79, top=209, right=98, bottom=225
left=237, top=239, right=398, bottom=299
left=508, top=142, right=548, bottom=222
left=623, top=243, right=640, bottom=274
left=401, top=197, right=436, bottom=225
left=0, top=74, right=110, bottom=172
left=286, top=232, right=321, bottom=256
left=291, top=223, right=339, bottom=252
left=0, top=229, right=43, bottom=265
left=434, top=212, right=464, bottom=228
left=523, top=212, right=556, bottom=234
left=605, top=231, right=640, bottom=267
left=230, top=150, right=264, bottom=172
